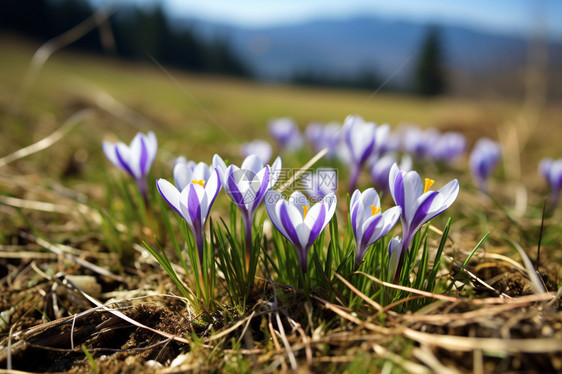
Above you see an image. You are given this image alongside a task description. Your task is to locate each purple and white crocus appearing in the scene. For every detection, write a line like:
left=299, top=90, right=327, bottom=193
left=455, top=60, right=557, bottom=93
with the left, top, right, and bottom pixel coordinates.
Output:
left=265, top=190, right=337, bottom=273
left=431, top=131, right=467, bottom=164
left=370, top=153, right=412, bottom=194
left=387, top=237, right=404, bottom=281
left=389, top=163, right=459, bottom=281
left=401, top=126, right=440, bottom=159
left=268, top=118, right=303, bottom=152
left=242, top=140, right=272, bottom=165
left=173, top=159, right=214, bottom=191
left=469, top=138, right=501, bottom=193
left=304, top=168, right=338, bottom=200
left=103, top=131, right=157, bottom=202
left=213, top=154, right=282, bottom=264
left=305, top=122, right=341, bottom=158
left=156, top=167, right=221, bottom=265
left=343, top=115, right=389, bottom=194
left=350, top=188, right=401, bottom=266
left=539, top=158, right=562, bottom=210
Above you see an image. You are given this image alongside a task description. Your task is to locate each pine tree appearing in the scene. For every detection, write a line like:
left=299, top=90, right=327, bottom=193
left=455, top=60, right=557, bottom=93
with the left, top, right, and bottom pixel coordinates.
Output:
left=414, top=26, right=446, bottom=96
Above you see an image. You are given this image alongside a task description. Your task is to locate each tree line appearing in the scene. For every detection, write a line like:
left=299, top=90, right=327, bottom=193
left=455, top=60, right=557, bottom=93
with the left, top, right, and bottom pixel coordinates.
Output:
left=1, top=0, right=445, bottom=95
left=0, top=0, right=250, bottom=77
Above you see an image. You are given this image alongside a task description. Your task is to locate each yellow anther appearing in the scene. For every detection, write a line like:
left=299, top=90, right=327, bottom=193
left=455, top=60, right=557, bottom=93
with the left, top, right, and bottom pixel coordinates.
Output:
left=424, top=178, right=435, bottom=194
left=370, top=205, right=381, bottom=216
left=303, top=206, right=309, bottom=219
left=192, top=179, right=205, bottom=187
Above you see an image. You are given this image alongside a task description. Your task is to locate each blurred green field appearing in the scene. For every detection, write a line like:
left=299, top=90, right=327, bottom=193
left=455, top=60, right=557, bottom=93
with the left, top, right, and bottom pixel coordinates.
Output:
left=1, top=34, right=561, bottom=194
left=0, top=36, right=555, bottom=147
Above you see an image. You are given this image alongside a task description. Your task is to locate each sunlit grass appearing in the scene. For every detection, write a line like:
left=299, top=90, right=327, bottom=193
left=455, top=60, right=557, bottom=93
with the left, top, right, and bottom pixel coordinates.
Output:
left=1, top=35, right=541, bottom=160
left=1, top=34, right=562, bottom=373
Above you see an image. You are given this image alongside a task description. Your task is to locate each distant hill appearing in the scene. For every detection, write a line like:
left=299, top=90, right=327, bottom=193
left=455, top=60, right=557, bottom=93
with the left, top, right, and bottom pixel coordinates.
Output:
left=170, top=15, right=562, bottom=94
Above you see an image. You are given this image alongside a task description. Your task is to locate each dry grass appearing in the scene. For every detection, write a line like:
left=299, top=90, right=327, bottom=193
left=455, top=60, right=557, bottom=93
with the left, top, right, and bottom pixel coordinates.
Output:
left=0, top=34, right=561, bottom=372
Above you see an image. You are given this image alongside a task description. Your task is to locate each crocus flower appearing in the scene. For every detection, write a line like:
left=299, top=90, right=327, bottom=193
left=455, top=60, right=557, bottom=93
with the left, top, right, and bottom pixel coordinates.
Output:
left=268, top=118, right=303, bottom=152
left=304, top=168, right=338, bottom=200
left=305, top=122, right=341, bottom=158
left=431, top=132, right=466, bottom=163
left=343, top=115, right=389, bottom=193
left=350, top=188, right=401, bottom=266
left=213, top=154, right=282, bottom=264
left=241, top=140, right=272, bottom=165
left=370, top=153, right=412, bottom=193
left=102, top=131, right=157, bottom=201
left=400, top=126, right=426, bottom=158
left=539, top=158, right=562, bottom=210
left=171, top=156, right=192, bottom=169
left=379, top=131, right=401, bottom=154
left=401, top=126, right=440, bottom=159
left=469, top=138, right=501, bottom=193
left=387, top=236, right=403, bottom=281
left=174, top=158, right=214, bottom=191
left=156, top=168, right=221, bottom=264
left=389, top=163, right=459, bottom=281
left=265, top=190, right=337, bottom=273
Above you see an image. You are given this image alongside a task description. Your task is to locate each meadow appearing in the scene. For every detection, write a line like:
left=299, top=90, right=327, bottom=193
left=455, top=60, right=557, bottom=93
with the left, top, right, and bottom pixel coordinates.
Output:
left=0, top=35, right=561, bottom=373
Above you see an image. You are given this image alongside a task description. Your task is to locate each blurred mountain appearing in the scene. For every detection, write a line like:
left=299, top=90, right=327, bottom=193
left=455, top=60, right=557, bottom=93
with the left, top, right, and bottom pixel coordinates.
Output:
left=172, top=15, right=562, bottom=93
left=4, top=0, right=560, bottom=97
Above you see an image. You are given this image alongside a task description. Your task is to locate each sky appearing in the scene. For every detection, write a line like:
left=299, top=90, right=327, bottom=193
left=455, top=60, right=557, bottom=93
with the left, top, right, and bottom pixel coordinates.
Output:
left=89, top=0, right=562, bottom=39
left=157, top=0, right=562, bottom=39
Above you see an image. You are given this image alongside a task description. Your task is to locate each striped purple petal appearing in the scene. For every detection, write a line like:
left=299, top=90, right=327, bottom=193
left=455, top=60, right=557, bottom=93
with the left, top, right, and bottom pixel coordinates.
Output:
left=358, top=141, right=375, bottom=165
left=250, top=166, right=270, bottom=213
left=226, top=168, right=248, bottom=213
left=306, top=203, right=326, bottom=248
left=265, top=191, right=288, bottom=238
left=408, top=191, right=439, bottom=239
left=139, top=136, right=148, bottom=177
left=187, top=185, right=203, bottom=228
left=359, top=214, right=382, bottom=250
left=345, top=122, right=354, bottom=157
left=393, top=170, right=405, bottom=210
left=114, top=146, right=134, bottom=177
left=102, top=142, right=119, bottom=169
left=206, top=168, right=222, bottom=209
left=156, top=179, right=183, bottom=218
left=279, top=203, right=302, bottom=250
left=350, top=202, right=360, bottom=240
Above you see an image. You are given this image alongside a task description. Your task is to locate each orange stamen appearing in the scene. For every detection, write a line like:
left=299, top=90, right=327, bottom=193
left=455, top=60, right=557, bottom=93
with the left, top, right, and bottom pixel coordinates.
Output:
left=303, top=206, right=309, bottom=219
left=424, top=178, right=435, bottom=194
left=192, top=179, right=205, bottom=187
left=370, top=205, right=381, bottom=216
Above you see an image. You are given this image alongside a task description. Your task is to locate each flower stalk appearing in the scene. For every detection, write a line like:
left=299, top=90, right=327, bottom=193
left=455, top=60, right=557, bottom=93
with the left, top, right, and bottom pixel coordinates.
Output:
left=103, top=131, right=157, bottom=205
left=265, top=190, right=336, bottom=274
left=389, top=163, right=459, bottom=282
left=213, top=154, right=281, bottom=270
